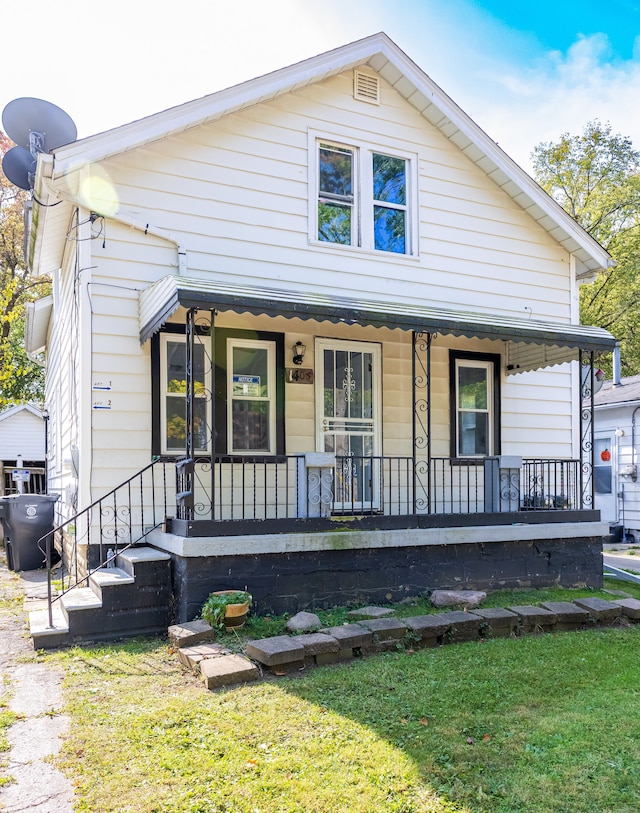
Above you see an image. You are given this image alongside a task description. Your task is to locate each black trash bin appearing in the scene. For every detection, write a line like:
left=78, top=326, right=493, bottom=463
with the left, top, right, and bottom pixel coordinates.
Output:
left=0, top=494, right=59, bottom=572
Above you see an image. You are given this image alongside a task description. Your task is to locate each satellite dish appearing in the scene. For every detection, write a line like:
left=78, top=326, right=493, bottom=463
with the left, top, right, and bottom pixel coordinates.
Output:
left=2, top=97, right=77, bottom=153
left=2, top=146, right=36, bottom=190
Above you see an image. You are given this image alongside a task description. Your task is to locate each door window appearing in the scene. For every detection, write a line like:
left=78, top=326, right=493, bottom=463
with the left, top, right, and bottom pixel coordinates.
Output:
left=594, top=437, right=613, bottom=494
left=316, top=339, right=381, bottom=509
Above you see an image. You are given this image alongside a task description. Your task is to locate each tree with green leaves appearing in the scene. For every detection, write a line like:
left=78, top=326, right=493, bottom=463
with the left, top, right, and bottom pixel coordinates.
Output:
left=0, top=131, right=49, bottom=406
left=532, top=121, right=640, bottom=376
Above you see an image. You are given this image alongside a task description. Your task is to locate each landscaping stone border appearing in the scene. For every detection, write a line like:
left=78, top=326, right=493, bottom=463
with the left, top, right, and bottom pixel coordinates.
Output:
left=168, top=597, right=640, bottom=690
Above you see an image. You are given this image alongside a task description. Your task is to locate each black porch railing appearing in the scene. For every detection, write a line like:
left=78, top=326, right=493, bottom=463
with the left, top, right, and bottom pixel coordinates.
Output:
left=38, top=460, right=172, bottom=628
left=175, top=454, right=583, bottom=521
left=40, top=455, right=584, bottom=627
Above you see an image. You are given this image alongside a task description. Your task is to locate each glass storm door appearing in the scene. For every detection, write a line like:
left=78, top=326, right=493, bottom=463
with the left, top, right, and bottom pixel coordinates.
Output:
left=316, top=339, right=382, bottom=511
left=594, top=433, right=617, bottom=523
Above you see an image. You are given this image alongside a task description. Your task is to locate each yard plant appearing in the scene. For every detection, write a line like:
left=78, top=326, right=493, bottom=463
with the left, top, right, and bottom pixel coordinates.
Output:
left=200, top=590, right=252, bottom=630
left=46, top=582, right=640, bottom=812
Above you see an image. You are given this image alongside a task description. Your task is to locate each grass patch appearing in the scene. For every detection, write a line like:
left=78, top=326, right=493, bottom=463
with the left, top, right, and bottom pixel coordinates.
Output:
left=0, top=566, right=24, bottom=614
left=0, top=702, right=18, bottom=754
left=45, top=582, right=640, bottom=812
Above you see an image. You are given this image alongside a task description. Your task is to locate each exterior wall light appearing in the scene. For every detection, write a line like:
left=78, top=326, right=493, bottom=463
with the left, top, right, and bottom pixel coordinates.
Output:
left=293, top=341, right=306, bottom=365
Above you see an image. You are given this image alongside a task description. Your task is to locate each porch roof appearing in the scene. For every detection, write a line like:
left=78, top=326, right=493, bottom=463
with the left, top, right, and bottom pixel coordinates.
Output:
left=139, top=275, right=617, bottom=373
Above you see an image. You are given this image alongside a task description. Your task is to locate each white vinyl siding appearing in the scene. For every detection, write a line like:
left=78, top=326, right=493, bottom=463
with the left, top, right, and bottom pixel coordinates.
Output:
left=48, top=66, right=577, bottom=500
left=97, top=68, right=572, bottom=321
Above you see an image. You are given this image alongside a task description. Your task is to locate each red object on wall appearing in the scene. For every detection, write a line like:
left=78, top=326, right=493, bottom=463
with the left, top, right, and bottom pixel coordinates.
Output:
left=601, top=449, right=611, bottom=462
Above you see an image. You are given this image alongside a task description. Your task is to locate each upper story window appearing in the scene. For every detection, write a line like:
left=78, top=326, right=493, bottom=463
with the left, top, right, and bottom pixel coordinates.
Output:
left=318, top=144, right=355, bottom=245
left=313, top=136, right=415, bottom=256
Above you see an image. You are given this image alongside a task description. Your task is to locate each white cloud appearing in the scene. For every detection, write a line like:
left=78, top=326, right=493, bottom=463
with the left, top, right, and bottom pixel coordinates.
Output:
left=467, top=34, right=640, bottom=171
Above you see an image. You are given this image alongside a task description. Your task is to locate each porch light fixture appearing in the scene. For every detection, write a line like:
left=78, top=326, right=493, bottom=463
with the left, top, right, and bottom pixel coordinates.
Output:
left=292, top=341, right=306, bottom=365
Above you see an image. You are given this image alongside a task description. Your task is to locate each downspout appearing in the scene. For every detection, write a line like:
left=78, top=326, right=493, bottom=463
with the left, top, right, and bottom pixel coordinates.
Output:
left=632, top=406, right=640, bottom=473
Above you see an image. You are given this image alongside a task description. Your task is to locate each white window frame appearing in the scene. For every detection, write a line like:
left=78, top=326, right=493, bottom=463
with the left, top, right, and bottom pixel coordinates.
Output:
left=226, top=338, right=277, bottom=455
left=309, top=130, right=418, bottom=257
left=454, top=358, right=494, bottom=458
left=159, top=333, right=212, bottom=456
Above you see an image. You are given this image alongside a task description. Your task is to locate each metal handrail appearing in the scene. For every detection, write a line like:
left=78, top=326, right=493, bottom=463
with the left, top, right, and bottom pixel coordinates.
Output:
left=39, top=459, right=172, bottom=629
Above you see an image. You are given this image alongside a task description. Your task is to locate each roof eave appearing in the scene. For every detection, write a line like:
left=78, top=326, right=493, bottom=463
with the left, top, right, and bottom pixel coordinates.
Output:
left=29, top=156, right=74, bottom=277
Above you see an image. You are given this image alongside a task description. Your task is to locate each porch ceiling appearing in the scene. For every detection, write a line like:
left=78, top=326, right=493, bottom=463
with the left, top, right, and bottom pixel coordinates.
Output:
left=139, top=275, right=617, bottom=373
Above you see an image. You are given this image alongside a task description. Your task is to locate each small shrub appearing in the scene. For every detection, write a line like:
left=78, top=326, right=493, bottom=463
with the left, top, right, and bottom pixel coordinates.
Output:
left=201, top=590, right=252, bottom=630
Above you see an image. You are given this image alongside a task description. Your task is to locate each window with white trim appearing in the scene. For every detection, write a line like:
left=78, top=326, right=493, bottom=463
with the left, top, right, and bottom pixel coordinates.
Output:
left=315, top=138, right=414, bottom=255
left=227, top=338, right=276, bottom=454
left=450, top=352, right=501, bottom=458
left=160, top=333, right=211, bottom=455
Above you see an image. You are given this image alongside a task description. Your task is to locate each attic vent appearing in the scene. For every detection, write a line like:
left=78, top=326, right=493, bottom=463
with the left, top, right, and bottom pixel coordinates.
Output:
left=354, top=71, right=380, bottom=105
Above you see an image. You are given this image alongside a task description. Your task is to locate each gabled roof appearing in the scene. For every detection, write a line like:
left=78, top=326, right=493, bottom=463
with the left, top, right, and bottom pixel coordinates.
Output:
left=32, top=32, right=612, bottom=277
left=594, top=375, right=640, bottom=408
left=0, top=404, right=44, bottom=423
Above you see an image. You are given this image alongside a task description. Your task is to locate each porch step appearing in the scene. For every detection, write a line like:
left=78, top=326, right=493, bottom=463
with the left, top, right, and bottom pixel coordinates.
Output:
left=28, top=546, right=172, bottom=649
left=30, top=604, right=70, bottom=650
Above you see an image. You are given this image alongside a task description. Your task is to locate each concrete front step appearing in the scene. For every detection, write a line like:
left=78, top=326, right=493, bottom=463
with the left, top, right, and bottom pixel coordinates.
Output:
left=30, top=605, right=70, bottom=650
left=29, top=546, right=172, bottom=649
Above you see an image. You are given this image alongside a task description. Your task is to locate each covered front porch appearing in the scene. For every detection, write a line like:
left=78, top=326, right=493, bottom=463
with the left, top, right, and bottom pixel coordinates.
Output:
left=139, top=275, right=616, bottom=538
left=128, top=275, right=616, bottom=619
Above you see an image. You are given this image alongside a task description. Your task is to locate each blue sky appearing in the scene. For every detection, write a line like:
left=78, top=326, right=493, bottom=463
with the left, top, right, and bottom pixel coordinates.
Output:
left=3, top=0, right=640, bottom=172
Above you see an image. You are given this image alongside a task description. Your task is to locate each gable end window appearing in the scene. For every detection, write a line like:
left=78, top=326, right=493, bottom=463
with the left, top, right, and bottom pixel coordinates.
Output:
left=314, top=137, right=414, bottom=255
left=449, top=351, right=501, bottom=459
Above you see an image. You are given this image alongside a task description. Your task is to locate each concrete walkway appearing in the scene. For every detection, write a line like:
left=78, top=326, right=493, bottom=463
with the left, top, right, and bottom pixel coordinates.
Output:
left=0, top=556, right=74, bottom=813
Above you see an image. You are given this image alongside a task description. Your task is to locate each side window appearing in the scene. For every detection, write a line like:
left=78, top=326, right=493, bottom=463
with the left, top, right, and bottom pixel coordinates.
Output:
left=227, top=339, right=276, bottom=454
left=160, top=334, right=211, bottom=455
left=450, top=352, right=501, bottom=459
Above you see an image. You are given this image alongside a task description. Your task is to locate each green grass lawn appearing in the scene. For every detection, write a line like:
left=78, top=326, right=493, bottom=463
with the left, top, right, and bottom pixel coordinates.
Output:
left=46, top=582, right=640, bottom=813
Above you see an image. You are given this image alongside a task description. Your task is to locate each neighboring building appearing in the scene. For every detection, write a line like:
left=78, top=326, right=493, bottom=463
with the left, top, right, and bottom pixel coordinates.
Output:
left=593, top=374, right=640, bottom=541
left=0, top=404, right=46, bottom=495
left=23, top=33, right=616, bottom=622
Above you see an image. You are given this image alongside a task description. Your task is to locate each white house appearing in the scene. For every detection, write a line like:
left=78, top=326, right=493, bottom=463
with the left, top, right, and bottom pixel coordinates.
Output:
left=592, top=374, right=640, bottom=541
left=22, top=33, right=616, bottom=624
left=0, top=404, right=46, bottom=494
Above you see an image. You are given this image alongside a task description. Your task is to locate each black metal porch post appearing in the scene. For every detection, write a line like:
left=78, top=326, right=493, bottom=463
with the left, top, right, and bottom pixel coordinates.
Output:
left=184, top=307, right=196, bottom=519
left=210, top=309, right=216, bottom=521
left=579, top=349, right=596, bottom=510
left=413, top=331, right=432, bottom=514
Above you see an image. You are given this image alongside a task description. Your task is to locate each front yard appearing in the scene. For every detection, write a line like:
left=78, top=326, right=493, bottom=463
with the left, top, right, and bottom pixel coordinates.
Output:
left=39, top=581, right=640, bottom=813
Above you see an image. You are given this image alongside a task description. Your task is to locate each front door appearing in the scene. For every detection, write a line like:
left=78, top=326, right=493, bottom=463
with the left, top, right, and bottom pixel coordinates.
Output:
left=315, top=339, right=382, bottom=511
left=594, top=432, right=617, bottom=523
